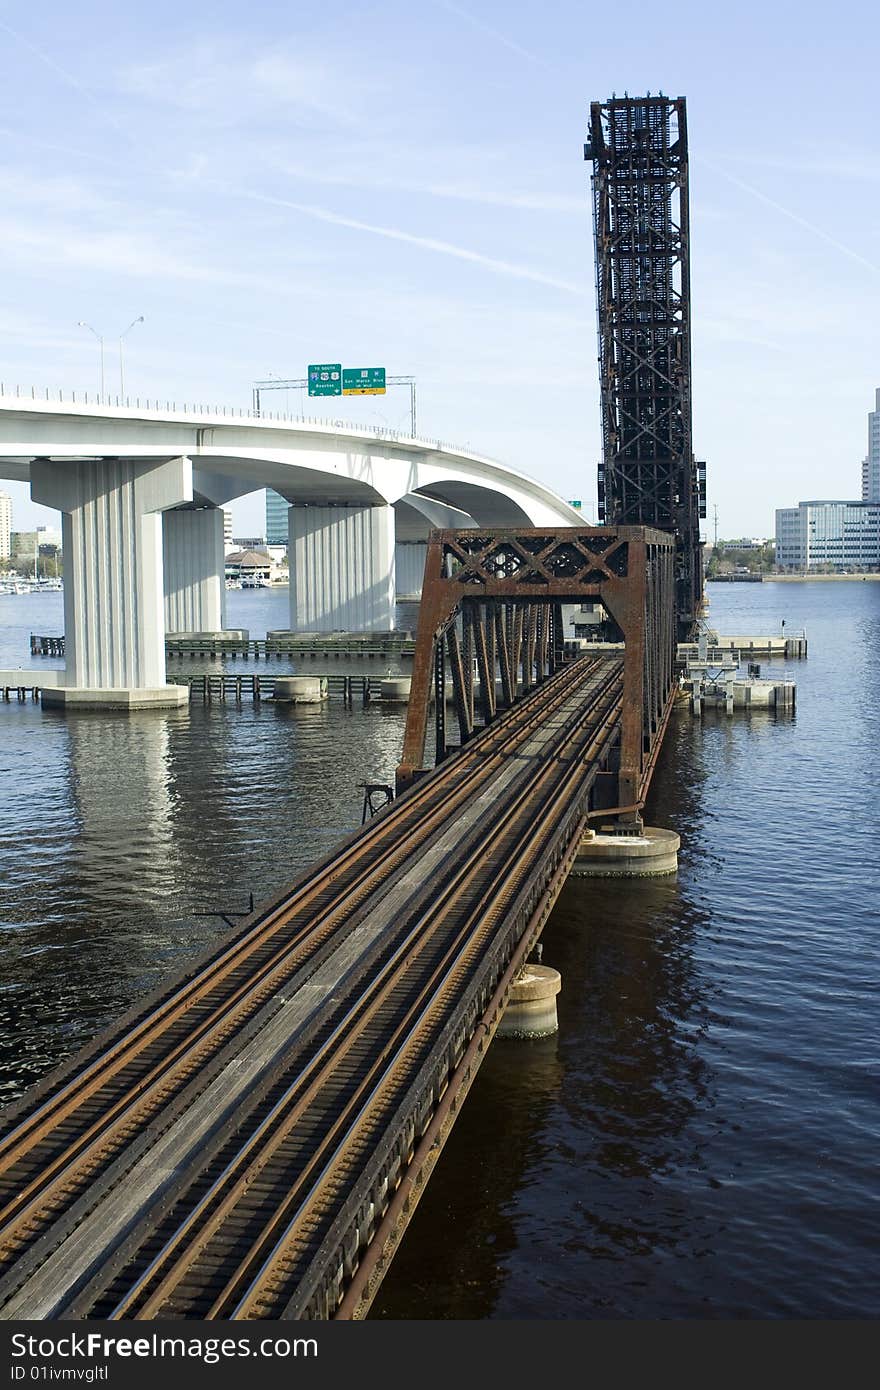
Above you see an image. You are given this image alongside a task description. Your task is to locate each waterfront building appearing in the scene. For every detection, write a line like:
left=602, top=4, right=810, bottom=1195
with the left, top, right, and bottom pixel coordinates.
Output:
left=717, top=537, right=772, bottom=552
left=0, top=490, right=10, bottom=560
left=265, top=488, right=289, bottom=545
left=775, top=500, right=880, bottom=571
left=222, top=508, right=234, bottom=554
left=863, top=388, right=880, bottom=501
left=224, top=548, right=275, bottom=585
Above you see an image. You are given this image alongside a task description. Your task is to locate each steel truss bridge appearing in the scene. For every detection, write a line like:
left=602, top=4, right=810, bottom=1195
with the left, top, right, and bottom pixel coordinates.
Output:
left=0, top=524, right=676, bottom=1322
left=0, top=89, right=701, bottom=1322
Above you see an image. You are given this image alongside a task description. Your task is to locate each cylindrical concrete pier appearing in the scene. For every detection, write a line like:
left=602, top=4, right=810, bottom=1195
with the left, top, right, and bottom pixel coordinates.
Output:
left=273, top=676, right=328, bottom=704
left=378, top=677, right=411, bottom=702
left=571, top=826, right=679, bottom=877
left=497, top=964, right=561, bottom=1039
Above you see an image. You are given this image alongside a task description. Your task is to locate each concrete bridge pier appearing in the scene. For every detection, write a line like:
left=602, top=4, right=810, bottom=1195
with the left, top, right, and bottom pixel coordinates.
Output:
left=394, top=541, right=428, bottom=600
left=31, top=456, right=191, bottom=709
left=163, top=507, right=227, bottom=636
left=287, top=502, right=395, bottom=633
left=571, top=826, right=680, bottom=877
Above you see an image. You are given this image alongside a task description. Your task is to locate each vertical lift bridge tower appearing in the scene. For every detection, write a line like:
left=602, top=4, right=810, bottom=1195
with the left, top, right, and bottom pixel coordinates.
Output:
left=586, top=94, right=706, bottom=640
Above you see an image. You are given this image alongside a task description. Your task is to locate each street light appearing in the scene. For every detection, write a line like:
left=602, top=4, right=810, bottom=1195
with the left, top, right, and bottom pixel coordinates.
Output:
left=118, top=316, right=145, bottom=398
left=77, top=321, right=104, bottom=400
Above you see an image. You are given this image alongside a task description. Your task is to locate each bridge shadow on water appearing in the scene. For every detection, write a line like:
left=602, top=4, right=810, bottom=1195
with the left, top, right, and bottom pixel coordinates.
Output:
left=373, top=705, right=723, bottom=1319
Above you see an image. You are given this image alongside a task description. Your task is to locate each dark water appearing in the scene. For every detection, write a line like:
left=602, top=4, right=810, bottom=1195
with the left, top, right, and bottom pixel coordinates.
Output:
left=1, top=582, right=878, bottom=1317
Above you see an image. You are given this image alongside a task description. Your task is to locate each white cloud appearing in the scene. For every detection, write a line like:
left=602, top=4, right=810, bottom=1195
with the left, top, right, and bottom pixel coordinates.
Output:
left=0, top=216, right=281, bottom=291
left=123, top=43, right=379, bottom=130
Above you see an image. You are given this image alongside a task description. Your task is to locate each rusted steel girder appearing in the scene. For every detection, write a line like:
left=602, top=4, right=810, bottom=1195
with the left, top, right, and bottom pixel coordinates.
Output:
left=396, top=526, right=676, bottom=821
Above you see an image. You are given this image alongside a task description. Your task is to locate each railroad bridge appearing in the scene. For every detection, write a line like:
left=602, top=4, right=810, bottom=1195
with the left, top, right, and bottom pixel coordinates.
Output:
left=0, top=89, right=701, bottom=1321
left=0, top=524, right=678, bottom=1322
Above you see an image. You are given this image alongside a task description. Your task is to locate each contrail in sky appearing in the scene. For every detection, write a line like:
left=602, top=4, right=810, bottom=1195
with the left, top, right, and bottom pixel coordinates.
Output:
left=0, top=16, right=134, bottom=144
left=229, top=187, right=586, bottom=295
left=698, top=155, right=880, bottom=277
left=433, top=0, right=551, bottom=68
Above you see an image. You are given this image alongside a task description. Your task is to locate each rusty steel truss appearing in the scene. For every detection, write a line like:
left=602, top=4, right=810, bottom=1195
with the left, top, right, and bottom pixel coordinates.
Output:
left=397, top=526, right=677, bottom=823
left=586, top=94, right=705, bottom=639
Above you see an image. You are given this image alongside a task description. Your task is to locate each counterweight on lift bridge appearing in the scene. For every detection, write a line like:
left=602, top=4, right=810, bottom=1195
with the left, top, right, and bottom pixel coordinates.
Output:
left=586, top=94, right=706, bottom=640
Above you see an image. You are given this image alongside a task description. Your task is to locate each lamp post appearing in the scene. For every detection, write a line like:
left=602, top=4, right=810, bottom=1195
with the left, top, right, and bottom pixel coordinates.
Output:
left=118, top=316, right=145, bottom=398
left=77, top=321, right=104, bottom=400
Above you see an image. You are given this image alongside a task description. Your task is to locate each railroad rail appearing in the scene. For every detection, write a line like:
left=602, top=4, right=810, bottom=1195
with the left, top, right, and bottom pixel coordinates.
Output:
left=1, top=525, right=678, bottom=1320
left=0, top=654, right=625, bottom=1321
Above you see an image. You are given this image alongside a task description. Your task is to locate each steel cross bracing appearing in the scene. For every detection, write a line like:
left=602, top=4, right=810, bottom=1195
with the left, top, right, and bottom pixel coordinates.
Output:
left=0, top=536, right=676, bottom=1325
left=398, top=526, right=677, bottom=824
left=586, top=95, right=706, bottom=639
left=0, top=651, right=632, bottom=1322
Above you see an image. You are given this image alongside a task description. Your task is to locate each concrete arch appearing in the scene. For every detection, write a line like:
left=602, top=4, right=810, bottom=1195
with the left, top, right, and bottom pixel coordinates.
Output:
left=0, top=399, right=583, bottom=691
left=410, top=481, right=532, bottom=527
left=393, top=495, right=476, bottom=540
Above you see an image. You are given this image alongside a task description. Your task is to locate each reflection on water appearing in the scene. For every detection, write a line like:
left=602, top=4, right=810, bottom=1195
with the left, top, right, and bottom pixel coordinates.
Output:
left=0, top=697, right=407, bottom=1103
left=376, top=582, right=880, bottom=1318
left=2, top=581, right=879, bottom=1316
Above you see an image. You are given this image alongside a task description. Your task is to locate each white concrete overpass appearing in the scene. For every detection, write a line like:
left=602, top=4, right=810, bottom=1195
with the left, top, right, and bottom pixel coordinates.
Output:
left=0, top=393, right=581, bottom=705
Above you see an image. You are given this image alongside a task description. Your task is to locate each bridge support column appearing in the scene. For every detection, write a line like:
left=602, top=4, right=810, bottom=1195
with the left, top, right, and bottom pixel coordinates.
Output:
left=31, top=456, right=191, bottom=708
left=570, top=826, right=679, bottom=877
left=163, top=507, right=227, bottom=635
left=288, top=503, right=395, bottom=632
left=497, top=964, right=561, bottom=1038
left=394, top=541, right=428, bottom=600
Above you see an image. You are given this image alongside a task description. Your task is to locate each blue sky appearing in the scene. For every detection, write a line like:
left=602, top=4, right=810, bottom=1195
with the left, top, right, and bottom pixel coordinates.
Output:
left=0, top=0, right=877, bottom=539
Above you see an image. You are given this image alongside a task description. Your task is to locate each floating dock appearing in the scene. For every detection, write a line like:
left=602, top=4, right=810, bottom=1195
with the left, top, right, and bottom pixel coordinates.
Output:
left=678, top=633, right=807, bottom=660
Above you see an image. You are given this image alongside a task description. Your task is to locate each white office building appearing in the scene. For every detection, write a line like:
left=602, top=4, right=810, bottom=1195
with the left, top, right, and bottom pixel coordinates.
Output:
left=775, top=500, right=880, bottom=571
left=0, top=491, right=10, bottom=560
left=863, top=388, right=880, bottom=501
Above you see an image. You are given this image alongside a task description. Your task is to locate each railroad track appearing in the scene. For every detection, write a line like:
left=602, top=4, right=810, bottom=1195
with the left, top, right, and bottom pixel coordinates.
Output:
left=0, top=656, right=622, bottom=1320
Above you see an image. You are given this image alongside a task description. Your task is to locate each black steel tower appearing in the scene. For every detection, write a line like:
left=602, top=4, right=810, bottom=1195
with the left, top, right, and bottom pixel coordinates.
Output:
left=586, top=94, right=705, bottom=638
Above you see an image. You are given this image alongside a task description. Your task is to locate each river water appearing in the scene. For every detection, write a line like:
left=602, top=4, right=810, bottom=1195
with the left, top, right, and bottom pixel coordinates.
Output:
left=0, top=581, right=877, bottom=1318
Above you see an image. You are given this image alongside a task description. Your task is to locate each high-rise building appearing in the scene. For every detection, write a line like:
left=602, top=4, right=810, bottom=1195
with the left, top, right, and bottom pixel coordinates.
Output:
left=222, top=508, right=234, bottom=554
left=265, top=489, right=289, bottom=546
left=862, top=389, right=880, bottom=501
left=775, top=500, right=880, bottom=571
left=0, top=491, right=11, bottom=560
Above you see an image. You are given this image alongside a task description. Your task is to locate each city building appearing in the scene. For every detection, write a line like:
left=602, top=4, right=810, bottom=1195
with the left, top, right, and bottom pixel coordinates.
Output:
left=265, top=489, right=289, bottom=545
left=11, top=531, right=39, bottom=563
left=36, top=524, right=62, bottom=550
left=222, top=508, right=234, bottom=554
left=224, top=548, right=275, bottom=585
left=775, top=501, right=880, bottom=571
left=716, top=537, right=772, bottom=551
left=0, top=491, right=10, bottom=560
left=862, top=388, right=880, bottom=501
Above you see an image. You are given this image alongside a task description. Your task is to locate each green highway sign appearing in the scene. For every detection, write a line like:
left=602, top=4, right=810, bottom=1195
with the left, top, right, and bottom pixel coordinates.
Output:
left=342, top=367, right=386, bottom=396
left=308, top=364, right=342, bottom=397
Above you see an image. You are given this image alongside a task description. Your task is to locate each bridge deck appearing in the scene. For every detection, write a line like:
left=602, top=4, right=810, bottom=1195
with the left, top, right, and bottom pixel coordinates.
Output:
left=0, top=655, right=623, bottom=1322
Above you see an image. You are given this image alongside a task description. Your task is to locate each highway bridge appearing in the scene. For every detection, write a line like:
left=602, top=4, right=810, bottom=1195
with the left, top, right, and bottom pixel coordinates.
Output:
left=0, top=91, right=701, bottom=1321
left=0, top=393, right=579, bottom=707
